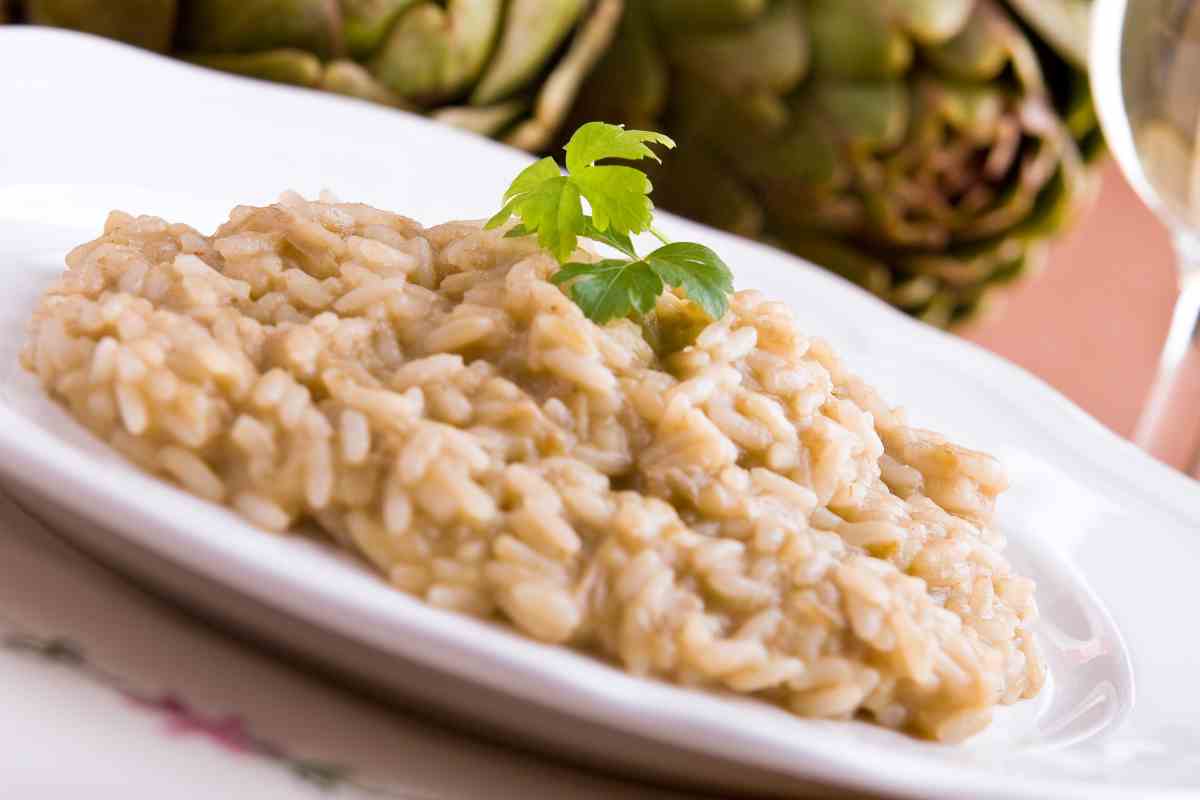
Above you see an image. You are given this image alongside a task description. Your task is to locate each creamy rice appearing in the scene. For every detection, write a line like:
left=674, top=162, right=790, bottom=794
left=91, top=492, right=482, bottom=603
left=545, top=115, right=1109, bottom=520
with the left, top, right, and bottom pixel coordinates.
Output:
left=22, top=193, right=1043, bottom=741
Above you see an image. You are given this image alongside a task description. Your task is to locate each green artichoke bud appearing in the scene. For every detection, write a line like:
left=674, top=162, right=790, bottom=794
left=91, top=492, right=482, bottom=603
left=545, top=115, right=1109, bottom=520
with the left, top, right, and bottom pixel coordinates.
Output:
left=570, top=0, right=1098, bottom=327
left=25, top=0, right=176, bottom=51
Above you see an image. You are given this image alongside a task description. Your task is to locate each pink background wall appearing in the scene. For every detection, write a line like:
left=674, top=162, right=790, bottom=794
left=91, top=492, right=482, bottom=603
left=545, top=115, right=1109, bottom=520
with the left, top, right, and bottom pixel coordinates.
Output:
left=965, top=162, right=1178, bottom=458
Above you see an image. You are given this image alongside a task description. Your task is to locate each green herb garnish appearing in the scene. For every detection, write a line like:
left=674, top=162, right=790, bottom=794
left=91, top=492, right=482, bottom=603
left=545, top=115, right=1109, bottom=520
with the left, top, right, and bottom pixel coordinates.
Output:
left=486, top=122, right=734, bottom=333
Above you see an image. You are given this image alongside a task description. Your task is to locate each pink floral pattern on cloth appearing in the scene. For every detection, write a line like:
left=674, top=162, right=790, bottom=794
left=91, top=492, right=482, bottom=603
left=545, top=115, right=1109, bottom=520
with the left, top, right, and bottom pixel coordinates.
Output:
left=0, top=625, right=364, bottom=794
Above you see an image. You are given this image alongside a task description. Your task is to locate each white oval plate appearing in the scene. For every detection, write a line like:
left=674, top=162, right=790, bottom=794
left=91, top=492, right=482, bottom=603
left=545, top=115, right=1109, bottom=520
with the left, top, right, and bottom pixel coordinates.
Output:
left=0, top=27, right=1196, bottom=800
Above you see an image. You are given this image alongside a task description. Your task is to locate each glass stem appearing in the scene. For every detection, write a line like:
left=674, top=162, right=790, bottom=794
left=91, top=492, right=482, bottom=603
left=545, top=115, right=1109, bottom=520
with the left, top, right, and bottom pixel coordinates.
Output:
left=1134, top=230, right=1200, bottom=475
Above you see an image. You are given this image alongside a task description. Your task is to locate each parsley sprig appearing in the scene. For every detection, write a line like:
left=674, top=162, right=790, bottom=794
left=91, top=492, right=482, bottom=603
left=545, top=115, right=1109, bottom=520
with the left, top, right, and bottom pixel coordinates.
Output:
left=486, top=122, right=734, bottom=331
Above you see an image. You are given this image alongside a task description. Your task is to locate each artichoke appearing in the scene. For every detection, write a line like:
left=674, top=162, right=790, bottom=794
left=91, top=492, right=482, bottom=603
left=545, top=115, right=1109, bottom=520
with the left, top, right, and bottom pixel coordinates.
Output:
left=566, top=0, right=1101, bottom=326
left=6, top=0, right=1098, bottom=326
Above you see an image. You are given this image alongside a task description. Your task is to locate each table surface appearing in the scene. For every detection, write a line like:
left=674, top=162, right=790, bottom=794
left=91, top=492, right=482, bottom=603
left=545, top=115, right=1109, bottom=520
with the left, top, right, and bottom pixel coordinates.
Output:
left=967, top=162, right=1177, bottom=453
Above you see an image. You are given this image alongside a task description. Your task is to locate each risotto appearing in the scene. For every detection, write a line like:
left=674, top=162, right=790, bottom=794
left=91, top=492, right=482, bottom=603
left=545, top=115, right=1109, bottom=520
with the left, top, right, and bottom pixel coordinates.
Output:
left=22, top=193, right=1043, bottom=742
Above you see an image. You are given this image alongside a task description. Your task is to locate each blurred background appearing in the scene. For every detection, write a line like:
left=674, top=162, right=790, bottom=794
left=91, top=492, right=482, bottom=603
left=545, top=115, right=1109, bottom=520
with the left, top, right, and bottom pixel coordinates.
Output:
left=969, top=160, right=1174, bottom=442
left=0, top=0, right=1180, bottom=458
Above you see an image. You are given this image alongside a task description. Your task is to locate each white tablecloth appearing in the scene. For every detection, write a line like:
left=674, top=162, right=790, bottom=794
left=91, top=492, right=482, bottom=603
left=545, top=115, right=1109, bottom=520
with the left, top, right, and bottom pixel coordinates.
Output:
left=0, top=489, right=696, bottom=798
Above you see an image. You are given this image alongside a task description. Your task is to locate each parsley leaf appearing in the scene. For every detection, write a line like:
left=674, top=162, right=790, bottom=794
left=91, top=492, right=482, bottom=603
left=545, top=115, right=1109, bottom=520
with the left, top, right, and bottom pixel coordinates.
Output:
left=571, top=165, right=654, bottom=236
left=550, top=243, right=732, bottom=325
left=509, top=217, right=637, bottom=259
left=563, top=123, right=676, bottom=173
left=643, top=242, right=734, bottom=321
left=488, top=121, right=734, bottom=341
left=486, top=158, right=583, bottom=262
left=486, top=156, right=561, bottom=230
left=579, top=217, right=638, bottom=259
left=485, top=123, right=675, bottom=259
left=551, top=259, right=663, bottom=324
left=565, top=123, right=674, bottom=236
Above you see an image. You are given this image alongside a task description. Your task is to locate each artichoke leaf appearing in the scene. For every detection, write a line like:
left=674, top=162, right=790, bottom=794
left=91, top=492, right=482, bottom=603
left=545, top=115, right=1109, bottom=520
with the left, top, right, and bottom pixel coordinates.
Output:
left=342, top=0, right=419, bottom=58
left=371, top=0, right=503, bottom=105
left=504, top=0, right=623, bottom=151
left=766, top=189, right=866, bottom=237
left=186, top=48, right=323, bottom=86
left=434, top=98, right=529, bottom=137
left=27, top=0, right=177, bottom=51
left=649, top=144, right=766, bottom=239
left=806, top=0, right=912, bottom=80
left=470, top=0, right=587, bottom=106
left=809, top=80, right=911, bottom=154
left=891, top=0, right=975, bottom=44
left=925, top=2, right=1045, bottom=94
left=901, top=241, right=1033, bottom=325
left=989, top=243, right=1046, bottom=287
left=1004, top=0, right=1091, bottom=69
left=659, top=0, right=809, bottom=96
left=956, top=99, right=1080, bottom=239
left=930, top=81, right=1006, bottom=138
left=1063, top=71, right=1104, bottom=160
left=1008, top=144, right=1096, bottom=239
left=567, top=0, right=668, bottom=130
left=648, top=0, right=766, bottom=29
left=670, top=73, right=793, bottom=143
left=914, top=293, right=956, bottom=327
left=735, top=108, right=848, bottom=193
left=322, top=59, right=411, bottom=106
left=180, top=0, right=343, bottom=59
left=665, top=78, right=835, bottom=185
left=902, top=236, right=1026, bottom=286
left=890, top=274, right=941, bottom=309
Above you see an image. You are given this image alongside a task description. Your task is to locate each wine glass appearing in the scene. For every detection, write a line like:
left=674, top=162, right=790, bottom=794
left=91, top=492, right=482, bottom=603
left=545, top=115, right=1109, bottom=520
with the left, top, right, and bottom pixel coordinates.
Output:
left=1092, top=0, right=1200, bottom=473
